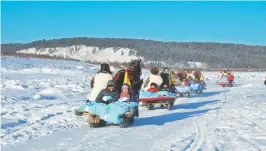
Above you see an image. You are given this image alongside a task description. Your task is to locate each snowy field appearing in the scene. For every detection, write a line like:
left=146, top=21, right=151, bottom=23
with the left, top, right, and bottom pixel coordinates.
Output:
left=1, top=56, right=266, bottom=151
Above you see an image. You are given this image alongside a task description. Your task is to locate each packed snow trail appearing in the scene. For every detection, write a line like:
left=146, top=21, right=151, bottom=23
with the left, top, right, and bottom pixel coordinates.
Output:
left=1, top=56, right=266, bottom=151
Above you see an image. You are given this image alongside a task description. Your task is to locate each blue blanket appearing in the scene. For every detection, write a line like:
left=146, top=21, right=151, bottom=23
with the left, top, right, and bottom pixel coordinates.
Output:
left=139, top=90, right=175, bottom=98
left=175, top=86, right=191, bottom=93
left=77, top=101, right=138, bottom=124
left=190, top=83, right=204, bottom=91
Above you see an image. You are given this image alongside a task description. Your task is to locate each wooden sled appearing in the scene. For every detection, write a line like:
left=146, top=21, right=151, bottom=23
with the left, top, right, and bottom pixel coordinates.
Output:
left=139, top=96, right=176, bottom=110
left=216, top=81, right=233, bottom=87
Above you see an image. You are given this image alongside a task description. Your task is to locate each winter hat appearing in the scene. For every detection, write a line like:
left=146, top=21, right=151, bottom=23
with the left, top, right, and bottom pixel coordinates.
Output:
left=150, top=67, right=159, bottom=75
left=100, top=63, right=111, bottom=73
left=107, top=80, right=115, bottom=87
left=163, top=67, right=169, bottom=72
left=122, top=83, right=130, bottom=89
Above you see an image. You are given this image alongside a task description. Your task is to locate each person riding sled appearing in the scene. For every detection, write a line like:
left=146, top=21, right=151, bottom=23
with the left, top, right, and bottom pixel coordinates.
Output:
left=118, top=83, right=139, bottom=117
left=142, top=67, right=163, bottom=91
left=95, top=80, right=120, bottom=104
left=147, top=83, right=160, bottom=93
left=118, top=83, right=135, bottom=102
left=160, top=83, right=177, bottom=93
left=160, top=83, right=170, bottom=92
left=87, top=63, right=113, bottom=102
left=221, top=70, right=228, bottom=79
left=181, top=79, right=188, bottom=87
left=194, top=70, right=206, bottom=89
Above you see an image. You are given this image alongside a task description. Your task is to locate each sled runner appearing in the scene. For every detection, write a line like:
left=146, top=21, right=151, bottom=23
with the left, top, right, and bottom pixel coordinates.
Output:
left=139, top=96, right=176, bottom=110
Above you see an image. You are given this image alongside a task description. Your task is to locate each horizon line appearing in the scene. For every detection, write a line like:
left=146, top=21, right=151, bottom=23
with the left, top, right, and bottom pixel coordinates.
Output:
left=2, top=36, right=265, bottom=47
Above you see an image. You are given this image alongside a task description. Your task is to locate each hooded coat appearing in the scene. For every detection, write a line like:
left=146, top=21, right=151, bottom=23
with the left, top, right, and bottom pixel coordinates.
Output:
left=95, top=80, right=120, bottom=104
left=88, top=64, right=113, bottom=101
left=142, top=67, right=163, bottom=91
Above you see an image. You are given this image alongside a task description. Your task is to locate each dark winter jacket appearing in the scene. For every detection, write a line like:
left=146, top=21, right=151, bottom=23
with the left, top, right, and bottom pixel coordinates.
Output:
left=160, top=72, right=170, bottom=88
left=264, top=80, right=266, bottom=85
left=95, top=89, right=120, bottom=104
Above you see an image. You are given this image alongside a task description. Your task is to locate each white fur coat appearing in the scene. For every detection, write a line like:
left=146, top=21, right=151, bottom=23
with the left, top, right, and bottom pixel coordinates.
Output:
left=142, top=74, right=163, bottom=91
left=87, top=72, right=113, bottom=101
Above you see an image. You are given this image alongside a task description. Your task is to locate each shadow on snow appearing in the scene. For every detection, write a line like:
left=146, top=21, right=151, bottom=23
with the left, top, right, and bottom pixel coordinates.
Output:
left=191, top=90, right=229, bottom=98
left=134, top=100, right=219, bottom=126
left=172, top=100, right=219, bottom=110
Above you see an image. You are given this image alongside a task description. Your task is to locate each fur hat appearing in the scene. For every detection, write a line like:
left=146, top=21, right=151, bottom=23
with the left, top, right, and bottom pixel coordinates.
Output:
left=100, top=63, right=111, bottom=74
left=163, top=67, right=169, bottom=72
left=150, top=67, right=159, bottom=75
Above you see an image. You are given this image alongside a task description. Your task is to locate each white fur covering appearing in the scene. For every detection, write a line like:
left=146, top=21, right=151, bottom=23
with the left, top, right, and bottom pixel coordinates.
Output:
left=142, top=74, right=163, bottom=91
left=87, top=72, right=113, bottom=100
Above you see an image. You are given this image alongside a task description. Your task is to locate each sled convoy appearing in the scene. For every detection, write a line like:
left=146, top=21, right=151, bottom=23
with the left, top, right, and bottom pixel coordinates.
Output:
left=74, top=60, right=235, bottom=128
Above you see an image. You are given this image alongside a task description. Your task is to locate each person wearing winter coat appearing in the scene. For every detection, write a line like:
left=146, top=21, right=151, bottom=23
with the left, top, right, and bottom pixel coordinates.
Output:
left=118, top=83, right=139, bottom=117
left=169, top=71, right=176, bottom=86
left=118, top=83, right=135, bottom=102
left=95, top=80, right=120, bottom=104
left=227, top=72, right=234, bottom=86
left=160, top=83, right=170, bottom=92
left=160, top=67, right=170, bottom=88
left=221, top=70, right=228, bottom=78
left=181, top=79, right=188, bottom=87
left=142, top=67, right=163, bottom=91
left=88, top=63, right=113, bottom=102
left=147, top=83, right=160, bottom=93
left=186, top=70, right=194, bottom=81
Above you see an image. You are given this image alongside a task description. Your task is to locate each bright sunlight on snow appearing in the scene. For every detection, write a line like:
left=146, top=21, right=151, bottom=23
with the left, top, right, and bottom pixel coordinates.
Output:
left=1, top=56, right=266, bottom=151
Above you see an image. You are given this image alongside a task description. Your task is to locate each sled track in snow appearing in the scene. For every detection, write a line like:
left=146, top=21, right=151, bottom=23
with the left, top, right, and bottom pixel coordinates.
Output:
left=184, top=121, right=205, bottom=151
left=1, top=101, right=82, bottom=146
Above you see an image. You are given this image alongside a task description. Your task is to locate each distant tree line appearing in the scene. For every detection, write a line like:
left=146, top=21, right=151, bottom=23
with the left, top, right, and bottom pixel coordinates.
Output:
left=1, top=37, right=266, bottom=68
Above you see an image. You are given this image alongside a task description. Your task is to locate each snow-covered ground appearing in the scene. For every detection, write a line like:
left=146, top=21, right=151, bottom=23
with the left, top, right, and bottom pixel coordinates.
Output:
left=1, top=56, right=266, bottom=151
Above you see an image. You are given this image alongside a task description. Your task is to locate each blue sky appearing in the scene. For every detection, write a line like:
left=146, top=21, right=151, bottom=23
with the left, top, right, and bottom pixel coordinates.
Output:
left=2, top=1, right=266, bottom=45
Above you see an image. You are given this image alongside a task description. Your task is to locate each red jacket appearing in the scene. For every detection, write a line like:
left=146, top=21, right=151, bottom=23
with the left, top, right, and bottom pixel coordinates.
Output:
left=228, top=74, right=234, bottom=81
left=147, top=87, right=159, bottom=93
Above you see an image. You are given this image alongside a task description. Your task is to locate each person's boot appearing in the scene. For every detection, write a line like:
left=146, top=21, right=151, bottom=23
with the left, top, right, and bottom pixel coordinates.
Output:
left=134, top=107, right=139, bottom=117
left=74, top=109, right=83, bottom=116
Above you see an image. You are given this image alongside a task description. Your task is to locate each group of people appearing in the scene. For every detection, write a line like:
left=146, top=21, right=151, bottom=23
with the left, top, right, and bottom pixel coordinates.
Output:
left=87, top=63, right=207, bottom=105
left=218, top=70, right=235, bottom=86
left=141, top=67, right=206, bottom=94
left=87, top=63, right=136, bottom=105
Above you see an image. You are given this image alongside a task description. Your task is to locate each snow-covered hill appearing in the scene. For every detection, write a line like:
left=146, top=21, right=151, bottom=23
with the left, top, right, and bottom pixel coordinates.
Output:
left=17, top=45, right=143, bottom=63
left=16, top=45, right=207, bottom=68
left=1, top=56, right=266, bottom=151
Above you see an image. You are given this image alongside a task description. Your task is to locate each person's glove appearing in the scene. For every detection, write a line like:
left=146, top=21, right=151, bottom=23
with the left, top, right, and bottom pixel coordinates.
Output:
left=118, top=97, right=129, bottom=102
left=102, top=96, right=113, bottom=102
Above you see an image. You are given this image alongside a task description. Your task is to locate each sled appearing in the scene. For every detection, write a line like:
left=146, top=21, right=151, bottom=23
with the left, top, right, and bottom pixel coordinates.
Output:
left=216, top=81, right=234, bottom=87
left=139, top=96, right=176, bottom=110
left=74, top=109, right=135, bottom=128
left=175, top=86, right=191, bottom=97
left=190, top=82, right=205, bottom=94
